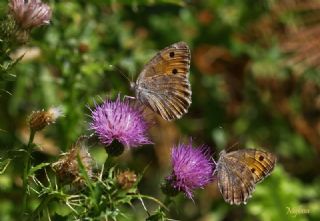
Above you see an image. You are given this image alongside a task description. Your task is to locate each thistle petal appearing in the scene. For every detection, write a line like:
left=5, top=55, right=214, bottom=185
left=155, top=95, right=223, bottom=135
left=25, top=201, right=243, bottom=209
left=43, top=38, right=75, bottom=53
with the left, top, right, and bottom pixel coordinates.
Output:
left=166, top=141, right=215, bottom=199
left=90, top=96, right=152, bottom=148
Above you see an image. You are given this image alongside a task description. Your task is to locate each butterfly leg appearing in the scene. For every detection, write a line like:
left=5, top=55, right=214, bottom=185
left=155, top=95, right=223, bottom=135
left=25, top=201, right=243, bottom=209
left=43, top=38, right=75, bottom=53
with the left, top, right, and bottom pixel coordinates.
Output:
left=123, top=95, right=136, bottom=100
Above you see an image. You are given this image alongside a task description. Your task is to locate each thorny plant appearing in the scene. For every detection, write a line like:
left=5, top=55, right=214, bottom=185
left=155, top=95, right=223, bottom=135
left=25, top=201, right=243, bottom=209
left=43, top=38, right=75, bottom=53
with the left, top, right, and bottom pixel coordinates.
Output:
left=4, top=0, right=316, bottom=221
left=0, top=1, right=217, bottom=220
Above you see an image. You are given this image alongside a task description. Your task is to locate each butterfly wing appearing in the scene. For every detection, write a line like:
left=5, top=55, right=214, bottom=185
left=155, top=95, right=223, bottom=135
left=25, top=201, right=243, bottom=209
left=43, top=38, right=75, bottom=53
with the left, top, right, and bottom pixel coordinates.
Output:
left=228, top=149, right=277, bottom=183
left=135, top=42, right=191, bottom=121
left=217, top=151, right=256, bottom=205
left=217, top=149, right=276, bottom=205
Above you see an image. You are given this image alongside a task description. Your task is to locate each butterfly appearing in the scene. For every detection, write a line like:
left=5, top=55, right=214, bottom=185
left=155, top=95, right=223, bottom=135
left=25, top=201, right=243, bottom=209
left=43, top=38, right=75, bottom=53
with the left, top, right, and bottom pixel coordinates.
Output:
left=130, top=42, right=192, bottom=121
left=215, top=149, right=276, bottom=205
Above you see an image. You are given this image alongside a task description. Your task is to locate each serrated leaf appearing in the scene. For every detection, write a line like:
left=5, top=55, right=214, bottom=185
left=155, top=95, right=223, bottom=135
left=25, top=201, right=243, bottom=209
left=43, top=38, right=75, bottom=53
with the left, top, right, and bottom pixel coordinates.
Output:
left=29, top=163, right=50, bottom=175
left=0, top=158, right=11, bottom=174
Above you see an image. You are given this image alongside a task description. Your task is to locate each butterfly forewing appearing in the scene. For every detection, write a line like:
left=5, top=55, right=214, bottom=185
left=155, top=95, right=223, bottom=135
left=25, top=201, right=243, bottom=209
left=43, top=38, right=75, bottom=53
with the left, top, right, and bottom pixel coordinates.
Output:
left=249, top=150, right=276, bottom=183
left=227, top=149, right=277, bottom=183
left=137, top=42, right=190, bottom=80
left=217, top=149, right=276, bottom=205
left=135, top=42, right=191, bottom=121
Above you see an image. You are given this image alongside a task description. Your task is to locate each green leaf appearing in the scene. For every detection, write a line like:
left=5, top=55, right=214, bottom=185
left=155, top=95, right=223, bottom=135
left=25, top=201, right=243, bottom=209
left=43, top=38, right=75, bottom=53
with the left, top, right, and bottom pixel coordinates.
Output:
left=29, top=163, right=50, bottom=176
left=0, top=158, right=11, bottom=174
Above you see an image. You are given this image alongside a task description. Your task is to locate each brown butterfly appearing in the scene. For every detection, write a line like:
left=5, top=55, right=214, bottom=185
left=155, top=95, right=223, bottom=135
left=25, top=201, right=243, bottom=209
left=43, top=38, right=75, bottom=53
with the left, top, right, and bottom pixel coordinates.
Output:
left=215, top=149, right=276, bottom=205
left=130, top=42, right=192, bottom=121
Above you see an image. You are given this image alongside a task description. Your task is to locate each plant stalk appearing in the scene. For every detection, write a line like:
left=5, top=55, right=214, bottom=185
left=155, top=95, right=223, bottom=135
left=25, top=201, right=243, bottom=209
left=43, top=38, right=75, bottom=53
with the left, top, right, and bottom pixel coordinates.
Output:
left=28, top=194, right=55, bottom=221
left=21, top=130, right=36, bottom=218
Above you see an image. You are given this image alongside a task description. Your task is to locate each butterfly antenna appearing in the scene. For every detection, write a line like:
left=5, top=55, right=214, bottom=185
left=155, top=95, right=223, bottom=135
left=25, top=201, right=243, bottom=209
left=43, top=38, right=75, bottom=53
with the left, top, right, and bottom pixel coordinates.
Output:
left=227, top=141, right=240, bottom=152
left=109, top=64, right=132, bottom=83
left=226, top=135, right=246, bottom=152
left=130, top=68, right=134, bottom=83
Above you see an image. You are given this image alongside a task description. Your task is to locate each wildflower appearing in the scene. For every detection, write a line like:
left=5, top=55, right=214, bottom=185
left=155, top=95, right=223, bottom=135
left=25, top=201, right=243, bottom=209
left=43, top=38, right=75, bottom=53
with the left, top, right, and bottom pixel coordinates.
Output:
left=52, top=137, right=93, bottom=186
left=90, top=96, right=152, bottom=149
left=163, top=141, right=215, bottom=199
left=28, top=106, right=63, bottom=132
left=116, top=170, right=137, bottom=190
left=9, top=0, right=52, bottom=30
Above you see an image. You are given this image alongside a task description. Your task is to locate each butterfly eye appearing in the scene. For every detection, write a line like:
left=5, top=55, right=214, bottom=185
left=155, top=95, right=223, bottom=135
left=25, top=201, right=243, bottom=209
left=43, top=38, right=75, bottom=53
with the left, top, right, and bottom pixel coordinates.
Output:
left=172, top=69, right=178, bottom=74
left=251, top=168, right=256, bottom=173
left=258, top=156, right=264, bottom=161
left=169, top=51, right=175, bottom=58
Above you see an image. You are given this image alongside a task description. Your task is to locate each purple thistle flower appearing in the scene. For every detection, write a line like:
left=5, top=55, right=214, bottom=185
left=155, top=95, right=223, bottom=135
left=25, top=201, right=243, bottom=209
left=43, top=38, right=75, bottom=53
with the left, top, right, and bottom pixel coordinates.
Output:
left=9, top=0, right=52, bottom=30
left=166, top=142, right=215, bottom=199
left=90, top=96, right=152, bottom=148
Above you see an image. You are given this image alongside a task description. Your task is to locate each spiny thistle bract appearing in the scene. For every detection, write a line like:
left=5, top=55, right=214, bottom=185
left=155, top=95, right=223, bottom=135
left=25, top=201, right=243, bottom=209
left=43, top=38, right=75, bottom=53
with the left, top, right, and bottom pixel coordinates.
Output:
left=52, top=137, right=93, bottom=187
left=116, top=170, right=137, bottom=190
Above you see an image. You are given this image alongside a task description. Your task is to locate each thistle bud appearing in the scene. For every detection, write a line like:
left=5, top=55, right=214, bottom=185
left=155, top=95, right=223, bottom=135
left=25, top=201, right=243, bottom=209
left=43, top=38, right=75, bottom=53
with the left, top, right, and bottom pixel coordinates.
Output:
left=28, top=107, right=63, bottom=132
left=52, top=137, right=93, bottom=187
left=116, top=170, right=137, bottom=190
left=9, top=0, right=52, bottom=30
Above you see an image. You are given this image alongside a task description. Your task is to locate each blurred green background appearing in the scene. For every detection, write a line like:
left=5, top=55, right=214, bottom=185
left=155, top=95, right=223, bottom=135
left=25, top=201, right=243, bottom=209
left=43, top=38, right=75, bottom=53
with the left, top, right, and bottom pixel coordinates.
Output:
left=1, top=0, right=320, bottom=220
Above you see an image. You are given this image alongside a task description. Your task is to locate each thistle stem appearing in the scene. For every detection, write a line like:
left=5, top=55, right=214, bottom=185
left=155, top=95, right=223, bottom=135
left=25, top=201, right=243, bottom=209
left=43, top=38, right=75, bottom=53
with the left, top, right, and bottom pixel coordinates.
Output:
left=28, top=194, right=54, bottom=221
left=164, top=196, right=173, bottom=207
left=21, top=130, right=36, bottom=218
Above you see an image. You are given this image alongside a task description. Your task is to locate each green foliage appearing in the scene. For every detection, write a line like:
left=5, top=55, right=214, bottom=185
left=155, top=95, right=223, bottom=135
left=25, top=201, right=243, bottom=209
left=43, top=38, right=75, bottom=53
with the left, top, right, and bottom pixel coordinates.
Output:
left=1, top=0, right=320, bottom=220
left=248, top=166, right=316, bottom=221
left=27, top=163, right=164, bottom=220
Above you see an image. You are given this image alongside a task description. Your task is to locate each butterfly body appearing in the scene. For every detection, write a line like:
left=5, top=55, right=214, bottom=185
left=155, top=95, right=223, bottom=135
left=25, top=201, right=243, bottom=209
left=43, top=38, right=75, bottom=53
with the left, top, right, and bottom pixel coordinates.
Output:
left=216, top=149, right=276, bottom=205
left=133, top=42, right=192, bottom=121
